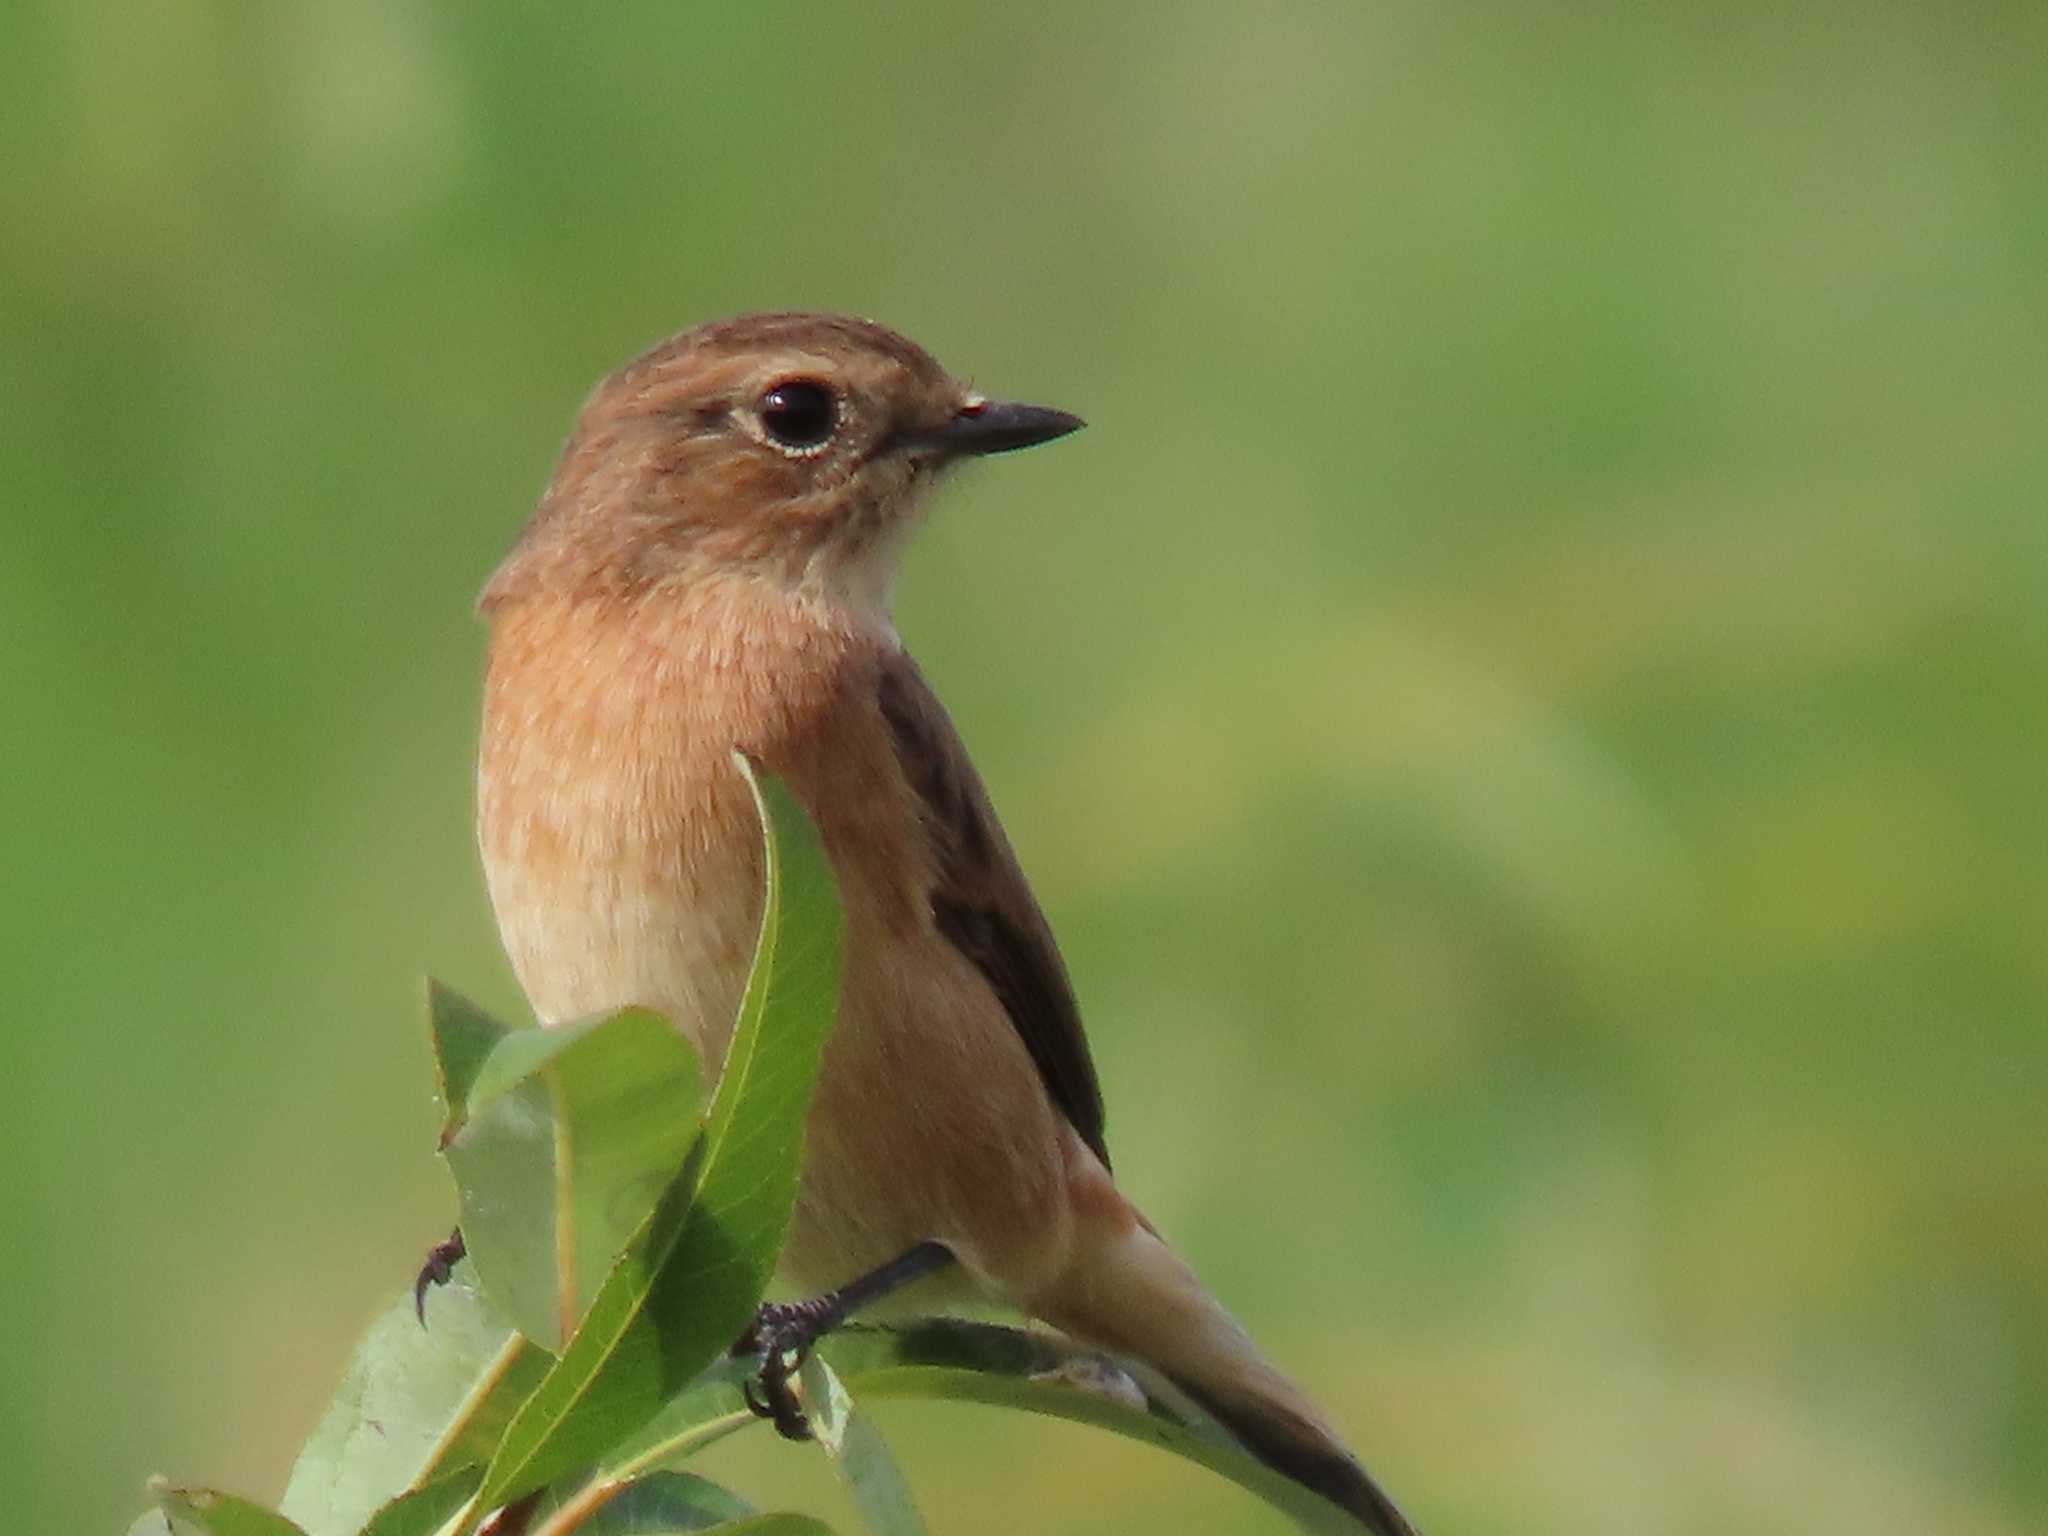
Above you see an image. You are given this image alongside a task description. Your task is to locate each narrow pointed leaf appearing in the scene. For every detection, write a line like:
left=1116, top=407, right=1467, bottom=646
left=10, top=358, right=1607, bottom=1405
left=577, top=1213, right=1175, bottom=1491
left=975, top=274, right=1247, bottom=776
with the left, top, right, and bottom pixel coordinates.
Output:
left=632, top=759, right=845, bottom=1407
left=687, top=759, right=846, bottom=1267
left=280, top=1272, right=547, bottom=1536
left=797, top=1358, right=928, bottom=1536
left=428, top=982, right=514, bottom=1133
left=473, top=758, right=843, bottom=1514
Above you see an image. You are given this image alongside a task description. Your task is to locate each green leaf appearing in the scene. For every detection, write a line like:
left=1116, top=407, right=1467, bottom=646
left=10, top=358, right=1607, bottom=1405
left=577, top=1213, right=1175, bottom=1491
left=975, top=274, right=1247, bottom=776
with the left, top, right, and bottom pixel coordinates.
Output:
left=357, top=1467, right=486, bottom=1536
left=586, top=1355, right=760, bottom=1482
left=471, top=757, right=845, bottom=1515
left=279, top=1273, right=548, bottom=1536
left=142, top=1481, right=309, bottom=1536
left=522, top=1469, right=768, bottom=1534
left=818, top=1320, right=1374, bottom=1536
left=797, top=1358, right=927, bottom=1536
left=427, top=982, right=513, bottom=1134
left=459, top=1157, right=702, bottom=1514
left=549, top=1481, right=836, bottom=1536
left=447, top=1004, right=707, bottom=1349
left=572, top=1471, right=756, bottom=1531
left=679, top=759, right=846, bottom=1285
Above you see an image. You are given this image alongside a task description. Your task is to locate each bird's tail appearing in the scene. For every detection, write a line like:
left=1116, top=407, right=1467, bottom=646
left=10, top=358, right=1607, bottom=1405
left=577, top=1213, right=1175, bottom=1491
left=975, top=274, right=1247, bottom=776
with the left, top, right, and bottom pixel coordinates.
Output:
left=1043, top=1215, right=1417, bottom=1536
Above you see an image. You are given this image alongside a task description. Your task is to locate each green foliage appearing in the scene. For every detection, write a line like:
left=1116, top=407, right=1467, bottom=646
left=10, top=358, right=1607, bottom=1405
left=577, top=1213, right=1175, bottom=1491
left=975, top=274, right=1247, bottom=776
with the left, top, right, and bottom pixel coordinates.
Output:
left=136, top=1483, right=311, bottom=1536
left=467, top=757, right=846, bottom=1513
left=811, top=1325, right=1371, bottom=1536
left=437, top=992, right=706, bottom=1350
left=797, top=1358, right=928, bottom=1536
left=137, top=761, right=1374, bottom=1535
left=356, top=1471, right=487, bottom=1536
left=279, top=1276, right=541, bottom=1534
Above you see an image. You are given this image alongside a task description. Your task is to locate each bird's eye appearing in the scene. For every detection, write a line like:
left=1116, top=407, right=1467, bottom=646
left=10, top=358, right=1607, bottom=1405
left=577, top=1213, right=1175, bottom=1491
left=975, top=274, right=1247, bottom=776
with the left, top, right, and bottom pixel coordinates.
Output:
left=757, top=379, right=838, bottom=453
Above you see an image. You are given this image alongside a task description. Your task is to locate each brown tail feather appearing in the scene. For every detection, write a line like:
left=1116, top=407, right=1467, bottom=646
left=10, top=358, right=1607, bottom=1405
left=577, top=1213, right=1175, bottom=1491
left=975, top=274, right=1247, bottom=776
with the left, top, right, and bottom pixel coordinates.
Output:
left=1172, top=1373, right=1417, bottom=1536
left=1044, top=1216, right=1418, bottom=1535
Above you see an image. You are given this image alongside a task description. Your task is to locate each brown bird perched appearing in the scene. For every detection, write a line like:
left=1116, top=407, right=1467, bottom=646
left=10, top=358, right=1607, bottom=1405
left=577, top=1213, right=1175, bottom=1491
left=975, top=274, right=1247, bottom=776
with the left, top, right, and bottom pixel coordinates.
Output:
left=462, top=312, right=1415, bottom=1533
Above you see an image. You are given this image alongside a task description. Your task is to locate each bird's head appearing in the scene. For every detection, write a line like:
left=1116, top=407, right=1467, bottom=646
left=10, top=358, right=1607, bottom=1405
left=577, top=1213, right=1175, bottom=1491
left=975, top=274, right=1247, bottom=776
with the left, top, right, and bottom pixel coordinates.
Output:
left=483, top=312, right=1082, bottom=617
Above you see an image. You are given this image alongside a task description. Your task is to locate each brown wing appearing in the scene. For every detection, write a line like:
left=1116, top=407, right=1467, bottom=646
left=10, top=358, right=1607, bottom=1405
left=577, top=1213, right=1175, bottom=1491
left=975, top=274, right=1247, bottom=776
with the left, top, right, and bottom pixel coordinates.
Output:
left=875, top=652, right=1110, bottom=1168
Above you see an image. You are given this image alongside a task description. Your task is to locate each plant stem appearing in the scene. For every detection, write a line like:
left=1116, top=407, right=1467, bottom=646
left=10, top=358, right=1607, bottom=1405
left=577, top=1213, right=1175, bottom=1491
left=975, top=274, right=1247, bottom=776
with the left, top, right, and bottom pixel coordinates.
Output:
left=524, top=1411, right=759, bottom=1536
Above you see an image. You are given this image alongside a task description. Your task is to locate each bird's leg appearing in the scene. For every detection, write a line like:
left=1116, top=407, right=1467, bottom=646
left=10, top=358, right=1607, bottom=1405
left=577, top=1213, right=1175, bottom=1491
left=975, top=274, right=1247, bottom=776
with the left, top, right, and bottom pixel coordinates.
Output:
left=734, top=1241, right=954, bottom=1440
left=413, top=1226, right=467, bottom=1324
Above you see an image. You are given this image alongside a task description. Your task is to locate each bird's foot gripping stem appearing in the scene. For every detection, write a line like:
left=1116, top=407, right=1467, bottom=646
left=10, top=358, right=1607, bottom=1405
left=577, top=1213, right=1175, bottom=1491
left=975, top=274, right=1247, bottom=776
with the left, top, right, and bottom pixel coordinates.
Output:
left=732, top=1240, right=954, bottom=1441
left=735, top=1294, right=845, bottom=1440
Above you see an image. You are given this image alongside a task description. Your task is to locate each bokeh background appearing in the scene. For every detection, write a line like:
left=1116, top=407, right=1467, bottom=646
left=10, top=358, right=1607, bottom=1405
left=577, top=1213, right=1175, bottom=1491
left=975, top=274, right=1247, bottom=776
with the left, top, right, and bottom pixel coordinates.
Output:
left=6, top=6, right=2044, bottom=1534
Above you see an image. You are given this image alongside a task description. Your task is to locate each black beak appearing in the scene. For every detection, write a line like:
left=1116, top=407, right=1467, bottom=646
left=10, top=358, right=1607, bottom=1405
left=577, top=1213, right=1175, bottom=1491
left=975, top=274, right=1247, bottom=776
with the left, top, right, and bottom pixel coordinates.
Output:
left=922, top=399, right=1085, bottom=458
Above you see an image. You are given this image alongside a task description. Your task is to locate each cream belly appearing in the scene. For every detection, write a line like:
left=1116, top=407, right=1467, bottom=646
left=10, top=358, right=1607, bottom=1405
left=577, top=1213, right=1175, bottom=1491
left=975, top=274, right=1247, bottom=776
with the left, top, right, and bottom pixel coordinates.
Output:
left=480, top=752, right=762, bottom=1070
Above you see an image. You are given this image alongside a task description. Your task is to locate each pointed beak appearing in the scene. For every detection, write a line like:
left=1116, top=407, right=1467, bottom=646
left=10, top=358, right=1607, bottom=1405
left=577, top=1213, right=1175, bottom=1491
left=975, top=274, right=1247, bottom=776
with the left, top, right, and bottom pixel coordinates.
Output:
left=923, top=398, right=1086, bottom=458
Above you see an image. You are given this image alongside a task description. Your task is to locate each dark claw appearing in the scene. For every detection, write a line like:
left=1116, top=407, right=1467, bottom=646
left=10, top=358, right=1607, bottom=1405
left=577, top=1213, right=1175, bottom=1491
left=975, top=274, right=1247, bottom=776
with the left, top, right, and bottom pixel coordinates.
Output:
left=759, top=1349, right=812, bottom=1441
left=728, top=1248, right=952, bottom=1441
left=742, top=1368, right=811, bottom=1440
left=732, top=1297, right=840, bottom=1441
left=413, top=1226, right=467, bottom=1324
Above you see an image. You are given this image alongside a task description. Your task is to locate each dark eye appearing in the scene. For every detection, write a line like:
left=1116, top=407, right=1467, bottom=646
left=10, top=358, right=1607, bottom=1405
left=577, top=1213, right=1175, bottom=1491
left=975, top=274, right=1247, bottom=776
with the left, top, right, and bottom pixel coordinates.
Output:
left=757, top=379, right=837, bottom=451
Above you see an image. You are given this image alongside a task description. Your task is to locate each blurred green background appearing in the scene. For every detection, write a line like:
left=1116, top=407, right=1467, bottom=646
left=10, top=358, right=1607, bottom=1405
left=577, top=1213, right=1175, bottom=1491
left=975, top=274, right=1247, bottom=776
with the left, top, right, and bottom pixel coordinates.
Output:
left=5, top=5, right=2043, bottom=1534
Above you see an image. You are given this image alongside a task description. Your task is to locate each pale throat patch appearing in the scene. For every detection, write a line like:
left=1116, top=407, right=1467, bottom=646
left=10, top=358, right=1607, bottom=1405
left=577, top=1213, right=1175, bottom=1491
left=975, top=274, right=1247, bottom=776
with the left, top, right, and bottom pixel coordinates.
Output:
left=811, top=472, right=939, bottom=628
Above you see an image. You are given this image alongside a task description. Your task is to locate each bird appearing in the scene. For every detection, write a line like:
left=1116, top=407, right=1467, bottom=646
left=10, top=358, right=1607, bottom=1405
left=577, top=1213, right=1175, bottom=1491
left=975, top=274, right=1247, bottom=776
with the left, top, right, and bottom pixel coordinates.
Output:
left=462, top=311, right=1416, bottom=1533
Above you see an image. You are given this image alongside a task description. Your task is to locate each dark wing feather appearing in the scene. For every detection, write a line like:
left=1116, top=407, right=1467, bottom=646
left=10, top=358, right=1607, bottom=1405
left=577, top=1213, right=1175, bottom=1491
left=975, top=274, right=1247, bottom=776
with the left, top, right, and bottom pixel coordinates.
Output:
left=876, top=654, right=1110, bottom=1168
